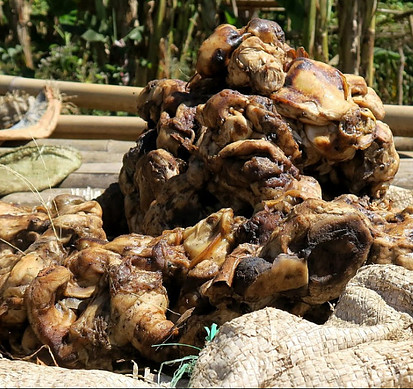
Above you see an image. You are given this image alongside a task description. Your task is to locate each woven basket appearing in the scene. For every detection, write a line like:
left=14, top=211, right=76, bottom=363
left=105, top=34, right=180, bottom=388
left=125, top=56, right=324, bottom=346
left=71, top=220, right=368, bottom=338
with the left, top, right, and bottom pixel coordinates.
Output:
left=0, top=85, right=61, bottom=142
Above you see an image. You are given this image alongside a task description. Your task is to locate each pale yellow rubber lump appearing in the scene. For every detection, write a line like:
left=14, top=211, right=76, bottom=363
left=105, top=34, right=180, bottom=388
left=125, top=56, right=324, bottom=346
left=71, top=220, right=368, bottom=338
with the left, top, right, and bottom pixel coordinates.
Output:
left=272, top=57, right=355, bottom=125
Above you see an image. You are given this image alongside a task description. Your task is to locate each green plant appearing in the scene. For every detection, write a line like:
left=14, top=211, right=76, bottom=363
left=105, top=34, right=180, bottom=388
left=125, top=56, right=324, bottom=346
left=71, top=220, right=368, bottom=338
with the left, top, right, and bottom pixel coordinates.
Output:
left=0, top=45, right=25, bottom=75
left=154, top=323, right=219, bottom=388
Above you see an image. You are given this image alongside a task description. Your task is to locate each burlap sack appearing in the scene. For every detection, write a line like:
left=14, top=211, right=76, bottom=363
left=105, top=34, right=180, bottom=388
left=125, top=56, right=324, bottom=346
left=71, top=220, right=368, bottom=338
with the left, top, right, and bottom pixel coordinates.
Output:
left=190, top=264, right=413, bottom=388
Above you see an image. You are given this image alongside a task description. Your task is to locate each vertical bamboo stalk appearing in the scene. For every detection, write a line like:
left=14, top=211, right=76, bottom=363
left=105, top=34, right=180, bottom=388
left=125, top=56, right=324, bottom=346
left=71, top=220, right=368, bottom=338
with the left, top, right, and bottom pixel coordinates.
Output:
left=359, top=0, right=377, bottom=86
left=397, top=46, right=405, bottom=105
left=147, top=0, right=166, bottom=81
left=0, top=1, right=7, bottom=24
left=365, top=12, right=376, bottom=86
left=162, top=0, right=178, bottom=79
left=408, top=14, right=413, bottom=44
left=111, top=0, right=133, bottom=38
left=337, top=0, right=360, bottom=74
left=12, top=0, right=34, bottom=69
left=315, top=0, right=331, bottom=62
left=303, top=0, right=317, bottom=57
left=179, top=9, right=199, bottom=73
left=94, top=0, right=107, bottom=21
left=230, top=0, right=238, bottom=18
left=112, top=7, right=117, bottom=41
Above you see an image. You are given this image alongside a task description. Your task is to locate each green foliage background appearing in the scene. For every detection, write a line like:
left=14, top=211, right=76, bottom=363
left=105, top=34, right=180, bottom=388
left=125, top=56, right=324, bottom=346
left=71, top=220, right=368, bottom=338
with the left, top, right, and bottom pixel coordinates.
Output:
left=0, top=0, right=412, bottom=105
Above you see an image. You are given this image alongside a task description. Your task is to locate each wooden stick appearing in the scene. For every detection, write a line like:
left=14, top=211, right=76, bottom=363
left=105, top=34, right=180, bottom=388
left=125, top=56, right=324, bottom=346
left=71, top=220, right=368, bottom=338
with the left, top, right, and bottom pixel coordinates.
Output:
left=53, top=115, right=147, bottom=140
left=0, top=75, right=143, bottom=113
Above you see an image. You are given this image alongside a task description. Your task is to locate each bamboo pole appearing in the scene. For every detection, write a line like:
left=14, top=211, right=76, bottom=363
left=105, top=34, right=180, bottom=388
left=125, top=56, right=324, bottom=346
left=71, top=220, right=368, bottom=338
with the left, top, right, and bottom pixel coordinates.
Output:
left=148, top=0, right=167, bottom=80
left=383, top=104, right=413, bottom=137
left=337, top=0, right=359, bottom=74
left=1, top=76, right=413, bottom=139
left=0, top=75, right=143, bottom=113
left=360, top=0, right=377, bottom=86
left=394, top=136, right=413, bottom=151
left=12, top=0, right=34, bottom=69
left=316, top=0, right=332, bottom=63
left=51, top=106, right=413, bottom=141
left=53, top=115, right=147, bottom=140
left=303, top=0, right=317, bottom=57
left=397, top=47, right=405, bottom=105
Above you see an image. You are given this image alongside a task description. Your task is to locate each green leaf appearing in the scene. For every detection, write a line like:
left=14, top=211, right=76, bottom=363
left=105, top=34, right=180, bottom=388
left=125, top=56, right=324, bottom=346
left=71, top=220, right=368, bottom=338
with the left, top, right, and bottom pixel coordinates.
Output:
left=81, top=29, right=107, bottom=43
left=58, top=9, right=77, bottom=26
left=170, top=357, right=197, bottom=387
left=158, top=355, right=199, bottom=387
left=105, top=64, right=116, bottom=71
left=7, top=47, right=18, bottom=57
left=223, top=10, right=237, bottom=25
left=374, top=47, right=400, bottom=61
left=123, top=26, right=144, bottom=42
left=204, top=323, right=219, bottom=342
left=140, top=58, right=149, bottom=67
left=99, top=19, right=109, bottom=34
left=152, top=342, right=201, bottom=351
